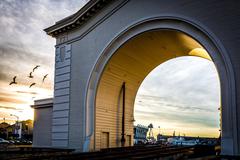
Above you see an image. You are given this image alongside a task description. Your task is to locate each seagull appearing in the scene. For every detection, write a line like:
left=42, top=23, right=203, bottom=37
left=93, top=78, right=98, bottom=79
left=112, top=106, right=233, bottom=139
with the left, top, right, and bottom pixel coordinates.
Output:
left=32, top=65, right=40, bottom=72
left=28, top=72, right=33, bottom=78
left=29, top=83, right=36, bottom=88
left=9, top=76, right=17, bottom=85
left=42, top=74, right=48, bottom=83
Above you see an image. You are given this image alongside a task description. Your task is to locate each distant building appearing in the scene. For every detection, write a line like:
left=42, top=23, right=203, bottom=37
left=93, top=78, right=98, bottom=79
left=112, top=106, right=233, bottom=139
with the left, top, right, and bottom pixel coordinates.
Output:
left=133, top=124, right=148, bottom=144
left=0, top=122, right=10, bottom=139
left=167, top=137, right=199, bottom=146
left=157, top=133, right=166, bottom=142
left=0, top=120, right=33, bottom=140
left=12, top=122, right=22, bottom=139
left=21, top=120, right=33, bottom=140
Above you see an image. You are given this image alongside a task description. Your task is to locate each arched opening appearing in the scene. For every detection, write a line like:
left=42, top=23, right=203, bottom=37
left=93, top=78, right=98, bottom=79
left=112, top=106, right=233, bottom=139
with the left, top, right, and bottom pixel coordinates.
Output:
left=134, top=56, right=220, bottom=143
left=84, top=19, right=237, bottom=155
left=93, top=30, right=220, bottom=150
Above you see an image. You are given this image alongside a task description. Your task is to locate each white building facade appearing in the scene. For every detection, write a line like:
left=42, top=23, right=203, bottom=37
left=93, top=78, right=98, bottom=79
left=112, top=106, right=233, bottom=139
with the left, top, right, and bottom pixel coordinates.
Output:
left=32, top=0, right=240, bottom=156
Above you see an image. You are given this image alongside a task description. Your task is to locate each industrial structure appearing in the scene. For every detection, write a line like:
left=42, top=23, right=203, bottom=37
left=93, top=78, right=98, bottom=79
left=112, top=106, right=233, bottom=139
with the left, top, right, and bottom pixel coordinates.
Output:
left=32, top=0, right=240, bottom=156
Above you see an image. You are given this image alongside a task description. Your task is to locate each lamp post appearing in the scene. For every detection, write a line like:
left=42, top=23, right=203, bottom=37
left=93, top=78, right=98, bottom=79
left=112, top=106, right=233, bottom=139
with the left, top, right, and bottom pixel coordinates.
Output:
left=25, top=123, right=29, bottom=135
left=10, top=114, right=21, bottom=139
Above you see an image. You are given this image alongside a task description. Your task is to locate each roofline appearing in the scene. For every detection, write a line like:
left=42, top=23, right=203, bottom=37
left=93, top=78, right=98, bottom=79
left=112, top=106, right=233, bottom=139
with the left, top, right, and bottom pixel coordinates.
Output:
left=44, top=0, right=111, bottom=37
left=31, top=98, right=53, bottom=109
left=31, top=103, right=53, bottom=109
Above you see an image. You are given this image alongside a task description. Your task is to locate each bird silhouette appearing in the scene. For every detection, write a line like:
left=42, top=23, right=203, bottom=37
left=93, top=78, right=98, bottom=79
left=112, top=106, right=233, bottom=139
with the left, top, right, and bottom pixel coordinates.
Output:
left=9, top=76, right=17, bottom=85
left=32, top=65, right=40, bottom=72
left=42, top=74, right=48, bottom=83
left=28, top=72, right=33, bottom=78
left=29, top=83, right=36, bottom=88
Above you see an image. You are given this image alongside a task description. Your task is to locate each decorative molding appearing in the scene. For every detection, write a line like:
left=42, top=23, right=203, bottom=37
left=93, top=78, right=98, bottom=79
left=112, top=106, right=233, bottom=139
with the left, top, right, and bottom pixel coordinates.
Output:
left=44, top=0, right=113, bottom=37
left=31, top=98, right=53, bottom=109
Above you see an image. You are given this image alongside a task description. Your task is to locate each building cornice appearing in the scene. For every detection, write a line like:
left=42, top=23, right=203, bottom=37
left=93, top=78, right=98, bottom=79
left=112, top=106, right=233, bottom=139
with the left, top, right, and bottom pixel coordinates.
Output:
left=31, top=98, right=53, bottom=109
left=44, top=0, right=111, bottom=37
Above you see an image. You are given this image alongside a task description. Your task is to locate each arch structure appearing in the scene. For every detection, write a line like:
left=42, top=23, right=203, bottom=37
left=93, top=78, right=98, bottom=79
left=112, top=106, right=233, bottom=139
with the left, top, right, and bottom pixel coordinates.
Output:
left=93, top=29, right=212, bottom=150
left=40, top=0, right=240, bottom=156
left=87, top=20, right=236, bottom=154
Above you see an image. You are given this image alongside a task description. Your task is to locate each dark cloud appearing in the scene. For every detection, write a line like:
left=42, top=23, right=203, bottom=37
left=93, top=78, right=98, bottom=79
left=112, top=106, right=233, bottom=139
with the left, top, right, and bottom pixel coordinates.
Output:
left=0, top=70, right=9, bottom=82
left=136, top=94, right=216, bottom=112
left=135, top=110, right=218, bottom=128
left=0, top=97, right=27, bottom=104
left=0, top=43, right=52, bottom=70
left=16, top=91, right=38, bottom=95
left=0, top=105, right=23, bottom=111
left=0, top=92, right=17, bottom=97
left=0, top=45, right=53, bottom=83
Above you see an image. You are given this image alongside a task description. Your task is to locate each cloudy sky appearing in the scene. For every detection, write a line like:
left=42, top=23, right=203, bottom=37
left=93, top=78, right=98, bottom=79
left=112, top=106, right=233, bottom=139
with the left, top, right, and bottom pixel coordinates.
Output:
left=0, top=0, right=87, bottom=122
left=0, top=0, right=220, bottom=137
left=134, top=56, right=220, bottom=137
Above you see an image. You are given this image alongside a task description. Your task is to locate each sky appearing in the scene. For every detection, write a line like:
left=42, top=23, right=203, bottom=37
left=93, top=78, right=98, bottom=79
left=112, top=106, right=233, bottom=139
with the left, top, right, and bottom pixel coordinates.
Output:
left=134, top=56, right=220, bottom=137
left=0, top=0, right=220, bottom=137
left=0, top=0, right=87, bottom=123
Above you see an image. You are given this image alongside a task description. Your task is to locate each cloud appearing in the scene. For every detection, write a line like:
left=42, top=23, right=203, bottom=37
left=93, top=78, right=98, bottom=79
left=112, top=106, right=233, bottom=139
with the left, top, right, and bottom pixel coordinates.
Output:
left=0, top=105, right=23, bottom=111
left=0, top=71, right=9, bottom=83
left=0, top=0, right=86, bottom=84
left=138, top=57, right=220, bottom=106
left=135, top=56, right=220, bottom=133
left=0, top=44, right=52, bottom=84
left=0, top=97, right=28, bottom=104
left=0, top=0, right=87, bottom=121
left=16, top=91, right=38, bottom=95
left=136, top=94, right=216, bottom=113
left=135, top=109, right=218, bottom=128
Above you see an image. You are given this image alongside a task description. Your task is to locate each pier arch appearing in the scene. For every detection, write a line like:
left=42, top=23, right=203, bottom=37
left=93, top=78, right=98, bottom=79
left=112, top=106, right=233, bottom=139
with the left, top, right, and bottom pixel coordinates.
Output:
left=41, top=0, right=240, bottom=156
left=85, top=19, right=236, bottom=155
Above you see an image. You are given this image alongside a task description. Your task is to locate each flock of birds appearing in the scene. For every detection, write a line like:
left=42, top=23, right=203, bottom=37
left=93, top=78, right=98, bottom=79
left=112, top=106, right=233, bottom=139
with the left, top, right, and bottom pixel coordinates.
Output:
left=9, top=65, right=48, bottom=88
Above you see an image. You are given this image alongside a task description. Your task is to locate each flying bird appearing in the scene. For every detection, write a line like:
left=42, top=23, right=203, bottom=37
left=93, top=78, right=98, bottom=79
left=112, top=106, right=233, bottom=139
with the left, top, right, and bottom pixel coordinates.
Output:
left=42, top=74, right=48, bottom=83
left=9, top=76, right=17, bottom=85
left=29, top=83, right=36, bottom=88
left=28, top=72, right=34, bottom=78
left=32, top=65, right=40, bottom=72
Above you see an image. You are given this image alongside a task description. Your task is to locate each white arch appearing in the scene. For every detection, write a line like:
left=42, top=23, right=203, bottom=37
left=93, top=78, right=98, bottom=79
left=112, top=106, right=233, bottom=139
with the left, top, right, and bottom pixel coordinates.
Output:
left=84, top=17, right=237, bottom=155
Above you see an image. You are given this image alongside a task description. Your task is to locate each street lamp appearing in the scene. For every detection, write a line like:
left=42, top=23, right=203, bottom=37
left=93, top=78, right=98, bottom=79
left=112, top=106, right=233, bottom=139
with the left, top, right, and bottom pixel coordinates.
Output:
left=10, top=114, right=20, bottom=138
left=10, top=114, right=19, bottom=122
left=25, top=123, right=29, bottom=135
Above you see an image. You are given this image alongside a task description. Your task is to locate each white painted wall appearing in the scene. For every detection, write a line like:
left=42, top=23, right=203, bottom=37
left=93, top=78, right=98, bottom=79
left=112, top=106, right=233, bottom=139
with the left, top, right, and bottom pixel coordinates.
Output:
left=46, top=0, right=240, bottom=155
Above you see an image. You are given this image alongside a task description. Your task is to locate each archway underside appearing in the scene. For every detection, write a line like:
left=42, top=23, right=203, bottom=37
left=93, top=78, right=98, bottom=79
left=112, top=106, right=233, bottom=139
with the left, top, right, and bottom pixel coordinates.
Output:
left=93, top=30, right=213, bottom=150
